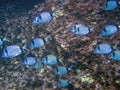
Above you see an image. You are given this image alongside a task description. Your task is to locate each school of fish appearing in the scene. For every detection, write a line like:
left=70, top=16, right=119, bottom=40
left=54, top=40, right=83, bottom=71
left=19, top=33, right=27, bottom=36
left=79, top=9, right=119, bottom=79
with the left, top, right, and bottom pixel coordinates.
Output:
left=0, top=0, right=119, bottom=88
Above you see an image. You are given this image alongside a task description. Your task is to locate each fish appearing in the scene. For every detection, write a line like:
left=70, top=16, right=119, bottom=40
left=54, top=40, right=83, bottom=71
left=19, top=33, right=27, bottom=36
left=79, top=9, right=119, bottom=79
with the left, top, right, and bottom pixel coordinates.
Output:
left=0, top=37, right=9, bottom=47
left=60, top=0, right=66, bottom=3
left=104, top=0, right=118, bottom=10
left=116, top=43, right=120, bottom=50
left=24, top=57, right=37, bottom=66
left=32, top=61, right=44, bottom=69
left=108, top=50, right=120, bottom=61
left=68, top=62, right=78, bottom=73
left=55, top=66, right=68, bottom=75
left=93, top=44, right=113, bottom=54
left=42, top=55, right=58, bottom=66
left=100, top=24, right=118, bottom=36
left=58, top=80, right=69, bottom=88
left=32, top=11, right=53, bottom=24
left=1, top=45, right=22, bottom=58
left=30, top=38, right=45, bottom=49
left=71, top=24, right=92, bottom=36
left=0, top=38, right=5, bottom=46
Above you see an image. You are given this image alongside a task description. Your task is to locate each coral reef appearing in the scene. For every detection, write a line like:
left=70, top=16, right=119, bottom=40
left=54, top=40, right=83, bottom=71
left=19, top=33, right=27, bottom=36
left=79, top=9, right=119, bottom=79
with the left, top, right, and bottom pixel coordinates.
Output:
left=0, top=0, right=120, bottom=90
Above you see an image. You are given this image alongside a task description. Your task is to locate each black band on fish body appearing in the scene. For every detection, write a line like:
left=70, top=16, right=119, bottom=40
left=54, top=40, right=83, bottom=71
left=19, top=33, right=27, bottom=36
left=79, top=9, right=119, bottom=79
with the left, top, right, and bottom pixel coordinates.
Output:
left=56, top=67, right=59, bottom=73
left=42, top=38, right=47, bottom=43
left=105, top=2, right=108, bottom=7
left=77, top=27, right=80, bottom=32
left=31, top=40, right=35, bottom=46
left=50, top=12, right=53, bottom=21
left=41, top=37, right=46, bottom=44
left=57, top=59, right=59, bottom=63
left=26, top=58, right=28, bottom=63
left=41, top=61, right=45, bottom=66
left=74, top=26, right=76, bottom=31
left=103, top=28, right=107, bottom=33
left=66, top=68, right=69, bottom=74
left=110, top=46, right=114, bottom=52
left=112, top=52, right=115, bottom=58
left=1, top=37, right=3, bottom=42
left=88, top=27, right=91, bottom=33
left=46, top=56, right=48, bottom=62
left=97, top=46, right=101, bottom=51
left=34, top=59, right=37, bottom=65
left=39, top=15, right=42, bottom=20
left=5, top=48, right=8, bottom=55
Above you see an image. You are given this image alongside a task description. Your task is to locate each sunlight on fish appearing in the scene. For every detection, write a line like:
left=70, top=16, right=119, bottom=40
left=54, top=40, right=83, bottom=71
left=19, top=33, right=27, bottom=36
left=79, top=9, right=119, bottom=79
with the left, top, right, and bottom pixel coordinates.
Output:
left=71, top=24, right=92, bottom=36
left=1, top=45, right=22, bottom=58
left=93, top=44, right=113, bottom=54
left=32, top=11, right=53, bottom=24
left=108, top=50, right=120, bottom=61
left=100, top=24, right=118, bottom=36
left=32, top=61, right=44, bottom=69
left=104, top=0, right=118, bottom=10
left=55, top=66, right=68, bottom=75
left=29, top=38, right=45, bottom=49
left=58, top=79, right=69, bottom=88
left=42, top=55, right=58, bottom=66
left=24, top=57, right=37, bottom=66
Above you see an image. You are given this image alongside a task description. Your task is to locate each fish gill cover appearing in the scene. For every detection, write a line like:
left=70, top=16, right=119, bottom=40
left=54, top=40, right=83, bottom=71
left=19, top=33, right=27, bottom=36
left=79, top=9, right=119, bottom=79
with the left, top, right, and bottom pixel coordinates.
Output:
left=0, top=0, right=120, bottom=90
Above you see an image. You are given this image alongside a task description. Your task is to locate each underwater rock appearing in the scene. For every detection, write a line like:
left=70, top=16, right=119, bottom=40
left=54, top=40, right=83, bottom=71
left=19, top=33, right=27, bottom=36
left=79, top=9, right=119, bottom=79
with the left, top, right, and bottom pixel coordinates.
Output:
left=93, top=44, right=113, bottom=54
left=108, top=50, right=120, bottom=61
left=71, top=24, right=92, bottom=36
left=24, top=57, right=37, bottom=66
left=32, top=11, right=53, bottom=24
left=1, top=45, right=22, bottom=58
left=42, top=55, right=58, bottom=66
left=58, top=79, right=69, bottom=88
left=55, top=66, right=68, bottom=75
left=100, top=24, right=118, bottom=36
left=29, top=38, right=45, bottom=49
left=104, top=0, right=118, bottom=10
